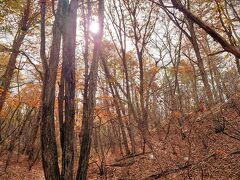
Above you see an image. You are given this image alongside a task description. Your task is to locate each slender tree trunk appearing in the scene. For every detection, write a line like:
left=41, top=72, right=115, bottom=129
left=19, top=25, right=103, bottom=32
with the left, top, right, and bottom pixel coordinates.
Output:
left=77, top=1, right=104, bottom=179
left=96, top=125, right=107, bottom=177
left=110, top=0, right=137, bottom=154
left=26, top=110, right=40, bottom=162
left=0, top=0, right=31, bottom=141
left=101, top=57, right=130, bottom=155
left=40, top=0, right=62, bottom=179
left=187, top=19, right=214, bottom=107
left=60, top=1, right=78, bottom=179
left=203, top=40, right=225, bottom=102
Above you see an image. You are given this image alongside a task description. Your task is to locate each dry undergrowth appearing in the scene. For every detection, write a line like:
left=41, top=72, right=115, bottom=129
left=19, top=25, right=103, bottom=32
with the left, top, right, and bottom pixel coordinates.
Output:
left=1, top=96, right=240, bottom=180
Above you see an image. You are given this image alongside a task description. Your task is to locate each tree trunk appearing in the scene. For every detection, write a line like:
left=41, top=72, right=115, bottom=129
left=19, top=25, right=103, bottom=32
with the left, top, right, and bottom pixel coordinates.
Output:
left=60, top=1, right=78, bottom=179
left=40, top=0, right=62, bottom=179
left=101, top=56, right=131, bottom=155
left=76, top=1, right=104, bottom=179
left=0, top=0, right=31, bottom=141
left=187, top=19, right=214, bottom=107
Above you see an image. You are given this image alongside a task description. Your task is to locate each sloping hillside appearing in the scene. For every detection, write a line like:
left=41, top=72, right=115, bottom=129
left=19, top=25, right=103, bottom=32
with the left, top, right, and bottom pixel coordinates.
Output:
left=87, top=95, right=240, bottom=179
left=1, top=95, right=240, bottom=179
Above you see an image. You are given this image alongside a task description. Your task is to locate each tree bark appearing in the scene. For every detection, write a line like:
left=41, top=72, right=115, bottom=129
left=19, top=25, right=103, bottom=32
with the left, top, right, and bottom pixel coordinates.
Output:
left=60, top=0, right=78, bottom=179
left=77, top=0, right=104, bottom=179
left=187, top=15, right=214, bottom=107
left=0, top=0, right=32, bottom=142
left=40, top=0, right=62, bottom=179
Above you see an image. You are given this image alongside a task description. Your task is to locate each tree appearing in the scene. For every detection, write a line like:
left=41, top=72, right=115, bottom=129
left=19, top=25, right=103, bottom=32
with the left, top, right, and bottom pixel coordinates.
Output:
left=107, top=0, right=136, bottom=155
left=40, top=0, right=61, bottom=179
left=40, top=0, right=78, bottom=179
left=123, top=0, right=158, bottom=152
left=186, top=6, right=214, bottom=106
left=77, top=0, right=104, bottom=179
left=60, top=0, right=78, bottom=179
left=169, top=0, right=240, bottom=59
left=0, top=0, right=34, bottom=142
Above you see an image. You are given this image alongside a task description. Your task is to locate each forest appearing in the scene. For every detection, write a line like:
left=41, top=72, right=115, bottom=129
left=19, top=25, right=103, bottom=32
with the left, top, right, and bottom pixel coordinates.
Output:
left=0, top=0, right=240, bottom=179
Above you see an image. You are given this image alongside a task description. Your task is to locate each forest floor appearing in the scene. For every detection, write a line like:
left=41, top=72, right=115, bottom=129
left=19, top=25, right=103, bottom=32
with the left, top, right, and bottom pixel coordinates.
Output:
left=0, top=154, right=44, bottom=180
left=0, top=96, right=240, bottom=179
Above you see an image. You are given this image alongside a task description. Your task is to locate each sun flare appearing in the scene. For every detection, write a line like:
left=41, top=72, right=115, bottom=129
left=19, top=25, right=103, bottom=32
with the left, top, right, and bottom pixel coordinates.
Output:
left=89, top=21, right=99, bottom=34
